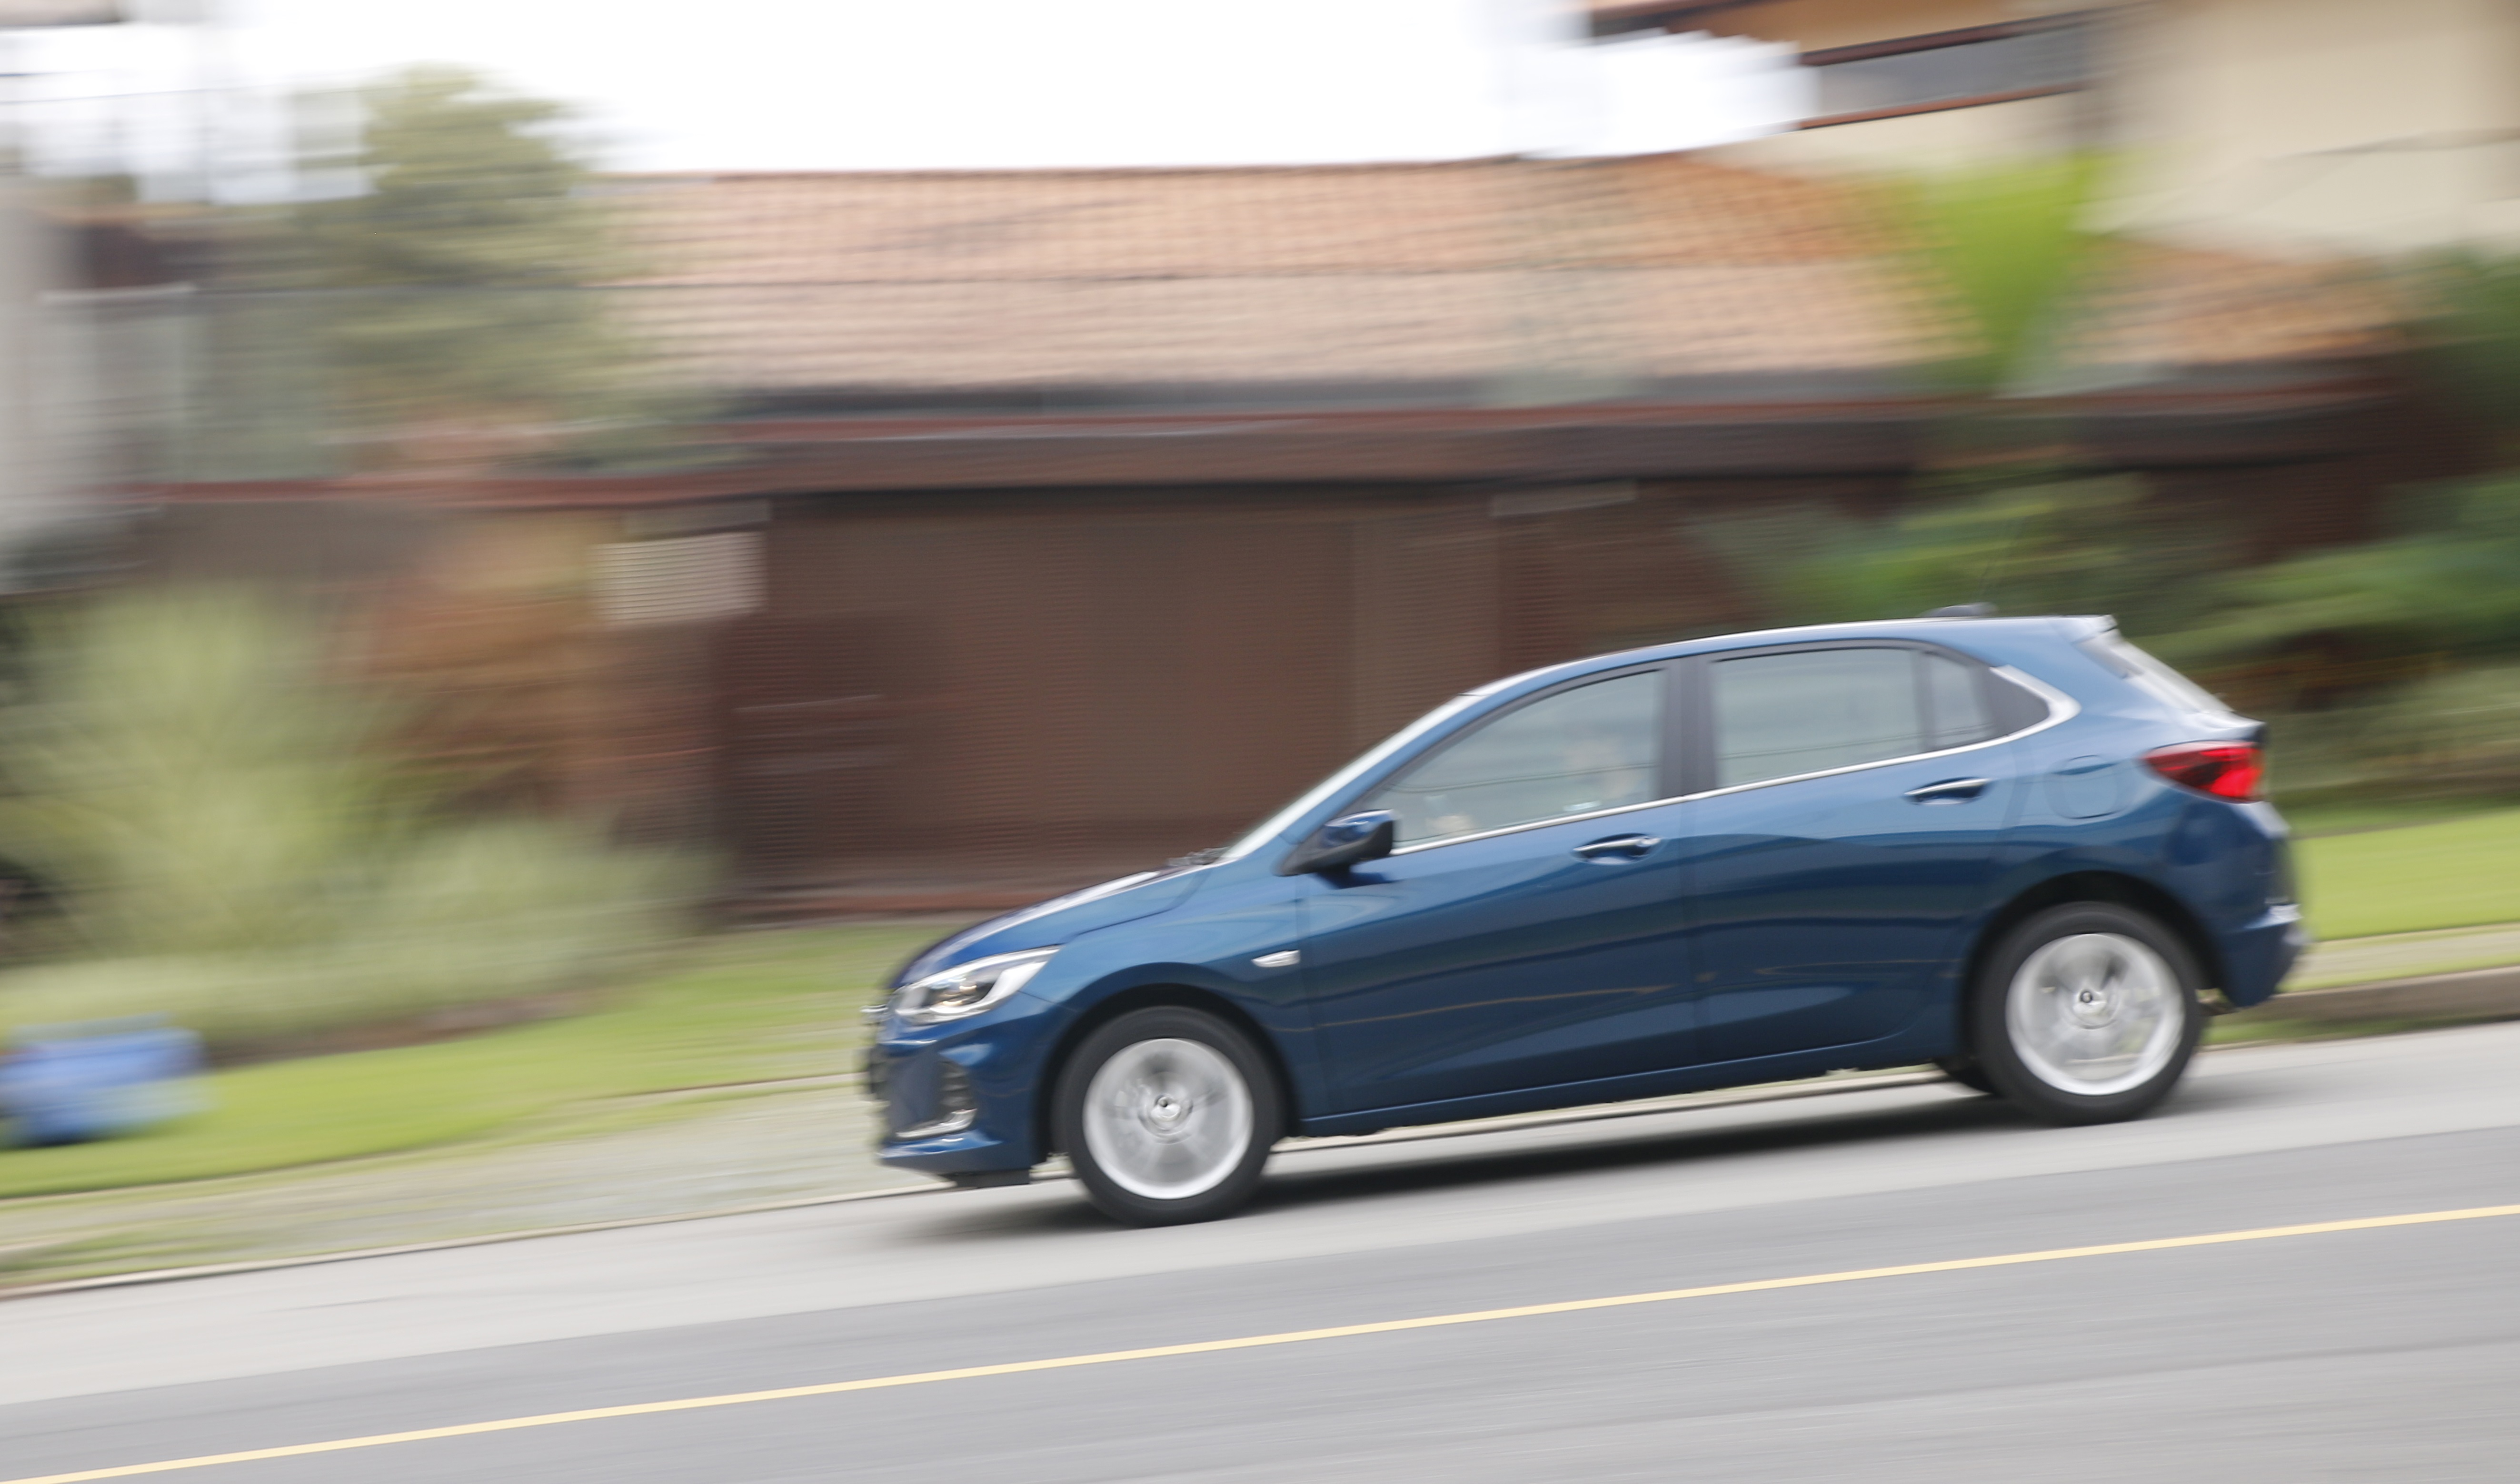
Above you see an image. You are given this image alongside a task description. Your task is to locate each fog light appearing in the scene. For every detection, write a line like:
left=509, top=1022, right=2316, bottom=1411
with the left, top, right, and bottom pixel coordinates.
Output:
left=895, top=1061, right=977, bottom=1140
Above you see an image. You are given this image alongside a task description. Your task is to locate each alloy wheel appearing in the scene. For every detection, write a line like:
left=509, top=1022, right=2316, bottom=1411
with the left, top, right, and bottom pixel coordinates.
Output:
left=2004, top=930, right=2186, bottom=1097
left=1079, top=1036, right=1255, bottom=1201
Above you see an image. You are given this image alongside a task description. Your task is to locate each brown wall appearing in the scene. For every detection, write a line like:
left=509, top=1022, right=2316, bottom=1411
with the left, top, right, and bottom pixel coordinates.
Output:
left=711, top=478, right=1873, bottom=907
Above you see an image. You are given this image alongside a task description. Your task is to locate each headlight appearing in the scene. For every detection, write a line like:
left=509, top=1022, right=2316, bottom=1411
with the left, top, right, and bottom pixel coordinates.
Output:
left=891, top=948, right=1058, bottom=1025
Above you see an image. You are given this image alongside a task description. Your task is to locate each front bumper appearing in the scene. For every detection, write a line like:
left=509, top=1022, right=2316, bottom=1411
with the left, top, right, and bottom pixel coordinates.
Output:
left=864, top=994, right=1062, bottom=1178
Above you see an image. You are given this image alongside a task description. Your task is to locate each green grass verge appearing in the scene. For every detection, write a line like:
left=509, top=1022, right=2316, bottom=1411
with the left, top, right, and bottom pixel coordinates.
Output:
left=2295, top=806, right=2520, bottom=940
left=2205, top=1014, right=2516, bottom=1048
left=0, top=923, right=946, bottom=1200
left=2279, top=794, right=2520, bottom=839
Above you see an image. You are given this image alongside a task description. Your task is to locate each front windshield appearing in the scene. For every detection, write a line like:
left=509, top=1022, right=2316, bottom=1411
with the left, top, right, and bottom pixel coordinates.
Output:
left=1216, top=691, right=1486, bottom=861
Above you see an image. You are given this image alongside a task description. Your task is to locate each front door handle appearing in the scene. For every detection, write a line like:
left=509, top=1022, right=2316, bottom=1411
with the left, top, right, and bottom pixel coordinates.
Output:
left=1905, top=777, right=1991, bottom=804
left=1574, top=834, right=1661, bottom=860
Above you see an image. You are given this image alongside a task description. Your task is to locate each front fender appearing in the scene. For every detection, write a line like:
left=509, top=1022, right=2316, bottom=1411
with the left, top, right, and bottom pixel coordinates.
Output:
left=1030, top=869, right=1325, bottom=1118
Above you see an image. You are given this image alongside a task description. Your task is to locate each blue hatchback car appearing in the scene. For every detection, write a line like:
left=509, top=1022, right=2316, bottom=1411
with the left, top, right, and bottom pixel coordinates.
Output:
left=867, top=614, right=2306, bottom=1225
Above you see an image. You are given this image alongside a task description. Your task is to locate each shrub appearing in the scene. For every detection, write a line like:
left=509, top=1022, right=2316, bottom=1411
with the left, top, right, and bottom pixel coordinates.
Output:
left=1695, top=475, right=2234, bottom=639
left=0, top=590, right=691, bottom=1053
left=2172, top=475, right=2520, bottom=673
left=2251, top=664, right=2520, bottom=801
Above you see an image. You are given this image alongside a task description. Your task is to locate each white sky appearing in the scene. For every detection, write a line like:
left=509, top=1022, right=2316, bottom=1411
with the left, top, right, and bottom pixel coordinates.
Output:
left=10, top=0, right=1801, bottom=188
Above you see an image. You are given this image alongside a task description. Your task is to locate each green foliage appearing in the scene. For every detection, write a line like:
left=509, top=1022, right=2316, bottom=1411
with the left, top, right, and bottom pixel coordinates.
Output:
left=1697, top=475, right=2232, bottom=637
left=0, top=594, right=398, bottom=958
left=2240, top=666, right=2520, bottom=799
left=2416, top=252, right=2520, bottom=447
left=288, top=66, right=667, bottom=462
left=2177, top=475, right=2520, bottom=668
left=1886, top=155, right=2108, bottom=393
left=2123, top=475, right=2520, bottom=803
left=0, top=590, right=691, bottom=1051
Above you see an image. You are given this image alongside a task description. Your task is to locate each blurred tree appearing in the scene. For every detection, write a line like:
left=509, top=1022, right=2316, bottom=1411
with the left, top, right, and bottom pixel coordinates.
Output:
left=289, top=66, right=669, bottom=473
left=1697, top=475, right=2232, bottom=639
left=1708, top=176, right=2520, bottom=802
left=2249, top=662, right=2520, bottom=798
left=1693, top=158, right=2171, bottom=634
left=2174, top=474, right=2520, bottom=672
left=2415, top=252, right=2520, bottom=461
left=0, top=591, right=393, bottom=958
left=1886, top=154, right=2108, bottom=396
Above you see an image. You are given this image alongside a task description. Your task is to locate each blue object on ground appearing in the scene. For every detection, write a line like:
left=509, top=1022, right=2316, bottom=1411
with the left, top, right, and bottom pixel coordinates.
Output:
left=0, top=1018, right=205, bottom=1147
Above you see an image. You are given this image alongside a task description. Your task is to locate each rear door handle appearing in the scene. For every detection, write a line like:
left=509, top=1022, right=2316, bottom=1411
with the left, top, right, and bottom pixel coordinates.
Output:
left=1574, top=834, right=1661, bottom=860
left=1905, top=778, right=1991, bottom=804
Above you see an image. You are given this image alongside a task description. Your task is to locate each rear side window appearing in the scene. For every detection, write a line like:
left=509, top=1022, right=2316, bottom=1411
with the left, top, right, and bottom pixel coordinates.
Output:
left=1923, top=651, right=1994, bottom=749
left=1712, top=647, right=2004, bottom=789
left=2077, top=631, right=2234, bottom=719
left=1365, top=670, right=1662, bottom=844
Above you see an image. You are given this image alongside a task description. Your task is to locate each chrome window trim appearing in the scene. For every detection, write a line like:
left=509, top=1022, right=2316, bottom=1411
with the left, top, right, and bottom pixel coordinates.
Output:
left=1385, top=791, right=1693, bottom=856
left=1381, top=659, right=2077, bottom=858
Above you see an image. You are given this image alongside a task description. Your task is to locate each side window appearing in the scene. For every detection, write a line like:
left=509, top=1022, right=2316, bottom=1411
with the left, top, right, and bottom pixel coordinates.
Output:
left=1713, top=648, right=2010, bottom=788
left=1922, top=651, right=1997, bottom=750
left=1364, top=671, right=1663, bottom=845
left=1713, top=649, right=1920, bottom=787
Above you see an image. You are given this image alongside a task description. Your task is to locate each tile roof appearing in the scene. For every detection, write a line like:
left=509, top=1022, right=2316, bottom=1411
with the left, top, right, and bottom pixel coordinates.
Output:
left=2072, top=242, right=2401, bottom=370
left=597, top=153, right=2392, bottom=402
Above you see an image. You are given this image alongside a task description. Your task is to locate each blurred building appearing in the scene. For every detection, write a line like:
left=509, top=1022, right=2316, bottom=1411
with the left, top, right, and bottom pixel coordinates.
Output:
left=118, top=148, right=2435, bottom=910
left=0, top=0, right=154, bottom=566
left=99, top=0, right=2517, bottom=910
left=1615, top=0, right=2520, bottom=256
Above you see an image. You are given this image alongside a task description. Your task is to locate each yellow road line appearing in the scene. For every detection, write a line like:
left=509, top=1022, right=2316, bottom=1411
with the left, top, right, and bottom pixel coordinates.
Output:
left=14, top=1200, right=2520, bottom=1484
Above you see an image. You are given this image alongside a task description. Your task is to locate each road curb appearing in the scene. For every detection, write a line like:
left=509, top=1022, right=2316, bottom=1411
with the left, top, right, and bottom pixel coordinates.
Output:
left=2235, top=963, right=2520, bottom=1025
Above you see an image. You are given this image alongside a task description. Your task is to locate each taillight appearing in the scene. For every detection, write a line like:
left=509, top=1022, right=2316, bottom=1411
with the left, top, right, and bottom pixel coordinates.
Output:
left=2142, top=741, right=2264, bottom=802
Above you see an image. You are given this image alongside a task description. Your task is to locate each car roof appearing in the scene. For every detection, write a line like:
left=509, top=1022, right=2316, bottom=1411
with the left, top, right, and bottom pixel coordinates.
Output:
left=1470, top=614, right=2110, bottom=699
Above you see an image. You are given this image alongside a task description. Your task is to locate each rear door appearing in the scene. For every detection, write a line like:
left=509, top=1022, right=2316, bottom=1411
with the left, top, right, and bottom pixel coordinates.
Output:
left=1674, top=643, right=2024, bottom=1065
left=1303, top=665, right=1699, bottom=1113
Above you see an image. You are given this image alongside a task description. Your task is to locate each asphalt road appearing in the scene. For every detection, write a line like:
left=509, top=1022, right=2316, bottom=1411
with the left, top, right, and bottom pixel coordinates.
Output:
left=10, top=1022, right=2520, bottom=1483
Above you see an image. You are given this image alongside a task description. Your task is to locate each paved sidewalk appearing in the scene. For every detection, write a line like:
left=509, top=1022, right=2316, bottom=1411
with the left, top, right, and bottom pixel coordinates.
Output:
left=2291, top=921, right=2520, bottom=989
left=0, top=1083, right=910, bottom=1288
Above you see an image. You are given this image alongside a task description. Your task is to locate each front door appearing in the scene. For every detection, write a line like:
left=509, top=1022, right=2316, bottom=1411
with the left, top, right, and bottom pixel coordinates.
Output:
left=1302, top=667, right=1699, bottom=1114
left=1676, top=644, right=2020, bottom=1065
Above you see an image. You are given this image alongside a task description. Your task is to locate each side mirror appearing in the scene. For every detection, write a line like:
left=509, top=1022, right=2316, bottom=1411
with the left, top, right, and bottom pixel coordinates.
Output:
left=1277, top=810, right=1397, bottom=877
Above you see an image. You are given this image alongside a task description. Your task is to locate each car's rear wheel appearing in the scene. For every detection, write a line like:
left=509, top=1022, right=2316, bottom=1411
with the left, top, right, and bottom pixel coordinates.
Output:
left=1054, top=1006, right=1279, bottom=1226
left=1970, top=902, right=2203, bottom=1125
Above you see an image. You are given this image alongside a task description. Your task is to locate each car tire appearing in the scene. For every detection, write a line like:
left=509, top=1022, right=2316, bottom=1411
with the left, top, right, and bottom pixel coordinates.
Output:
left=1053, top=1006, right=1281, bottom=1227
left=1969, top=902, right=2203, bottom=1126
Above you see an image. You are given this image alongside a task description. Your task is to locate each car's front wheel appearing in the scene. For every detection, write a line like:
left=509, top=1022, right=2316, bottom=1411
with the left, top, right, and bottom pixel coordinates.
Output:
left=1053, top=1006, right=1280, bottom=1226
left=1970, top=902, right=2203, bottom=1125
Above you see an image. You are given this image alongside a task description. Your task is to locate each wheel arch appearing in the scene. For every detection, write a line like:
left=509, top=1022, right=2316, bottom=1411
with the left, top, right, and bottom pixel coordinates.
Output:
left=1031, top=981, right=1299, bottom=1161
left=1955, top=869, right=2226, bottom=1058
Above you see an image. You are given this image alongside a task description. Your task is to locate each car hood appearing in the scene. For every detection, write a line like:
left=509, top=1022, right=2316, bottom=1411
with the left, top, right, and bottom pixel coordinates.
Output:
left=890, top=866, right=1210, bottom=987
